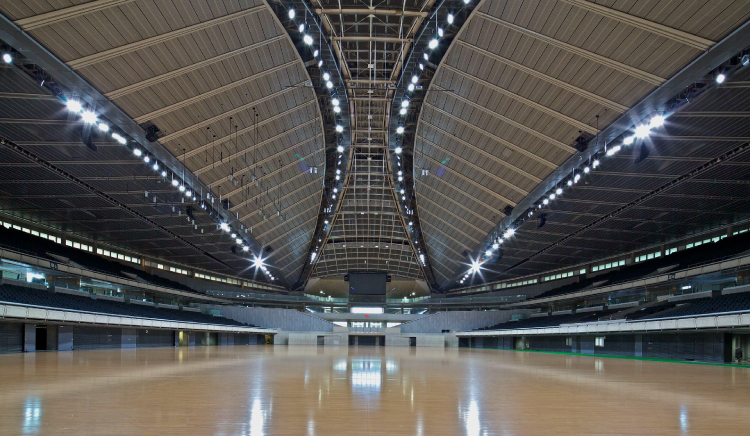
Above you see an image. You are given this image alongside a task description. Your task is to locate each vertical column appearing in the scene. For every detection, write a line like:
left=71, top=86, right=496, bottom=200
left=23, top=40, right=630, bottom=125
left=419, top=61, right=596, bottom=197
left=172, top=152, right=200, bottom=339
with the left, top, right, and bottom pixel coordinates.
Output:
left=635, top=334, right=643, bottom=357
left=23, top=323, right=36, bottom=352
left=121, top=328, right=136, bottom=349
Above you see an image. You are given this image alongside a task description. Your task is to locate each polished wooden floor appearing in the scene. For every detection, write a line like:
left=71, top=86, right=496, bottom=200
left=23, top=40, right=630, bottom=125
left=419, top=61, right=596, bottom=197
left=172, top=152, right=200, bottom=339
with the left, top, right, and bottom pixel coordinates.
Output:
left=1, top=346, right=750, bottom=435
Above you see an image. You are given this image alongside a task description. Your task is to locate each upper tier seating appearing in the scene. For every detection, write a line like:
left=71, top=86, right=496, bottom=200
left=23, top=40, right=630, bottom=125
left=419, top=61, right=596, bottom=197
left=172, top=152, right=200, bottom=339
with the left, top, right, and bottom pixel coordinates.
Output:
left=0, top=226, right=196, bottom=293
left=0, top=283, right=253, bottom=327
left=641, top=292, right=750, bottom=320
left=477, top=310, right=608, bottom=331
left=529, top=232, right=750, bottom=301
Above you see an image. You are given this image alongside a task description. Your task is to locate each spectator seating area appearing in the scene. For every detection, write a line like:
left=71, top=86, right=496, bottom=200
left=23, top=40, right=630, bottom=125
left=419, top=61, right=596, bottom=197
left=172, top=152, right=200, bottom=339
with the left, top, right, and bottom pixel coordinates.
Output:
left=527, top=231, right=750, bottom=301
left=0, top=225, right=197, bottom=294
left=642, top=292, right=750, bottom=320
left=0, top=283, right=253, bottom=327
left=477, top=311, right=609, bottom=331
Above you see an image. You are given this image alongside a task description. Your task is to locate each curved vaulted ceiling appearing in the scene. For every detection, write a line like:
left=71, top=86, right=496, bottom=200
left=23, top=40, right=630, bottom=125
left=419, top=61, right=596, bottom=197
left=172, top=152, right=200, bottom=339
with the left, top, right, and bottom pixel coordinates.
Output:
left=0, top=0, right=325, bottom=282
left=415, top=0, right=750, bottom=286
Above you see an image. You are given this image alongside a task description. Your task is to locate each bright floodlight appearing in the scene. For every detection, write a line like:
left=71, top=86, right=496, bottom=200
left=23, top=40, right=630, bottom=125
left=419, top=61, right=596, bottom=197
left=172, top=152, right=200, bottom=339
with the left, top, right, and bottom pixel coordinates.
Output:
left=411, top=75, right=418, bottom=84
left=396, top=126, right=405, bottom=134
left=323, top=72, right=330, bottom=81
left=401, top=100, right=409, bottom=108
left=549, top=193, right=556, bottom=200
left=333, top=106, right=340, bottom=113
left=133, top=148, right=142, bottom=157
left=318, top=60, right=323, bottom=67
left=448, top=14, right=454, bottom=24
left=574, top=174, right=581, bottom=183
left=423, top=52, right=429, bottom=61
left=716, top=73, right=726, bottom=84
left=332, top=98, right=340, bottom=106
left=185, top=190, right=191, bottom=197
left=66, top=100, right=82, bottom=113
left=623, top=136, right=635, bottom=145
left=153, top=162, right=159, bottom=171
left=583, top=166, right=591, bottom=173
left=408, top=84, right=415, bottom=91
left=567, top=180, right=573, bottom=186
left=288, top=9, right=295, bottom=19
left=335, top=125, right=343, bottom=133
left=242, top=246, right=249, bottom=252
left=81, top=111, right=97, bottom=124
left=326, top=81, right=333, bottom=89
left=2, top=53, right=11, bottom=63
left=303, top=34, right=313, bottom=45
left=607, top=145, right=621, bottom=156
left=470, top=260, right=481, bottom=274
left=592, top=159, right=600, bottom=168
left=235, top=238, right=242, bottom=244
left=171, top=179, right=179, bottom=187
left=97, top=123, right=109, bottom=132
left=438, top=27, right=444, bottom=37
left=635, top=124, right=650, bottom=138
left=395, top=146, right=402, bottom=154
left=114, top=134, right=127, bottom=144
left=485, top=249, right=493, bottom=257
left=463, top=0, right=470, bottom=4
left=503, top=228, right=515, bottom=238
left=492, top=243, right=499, bottom=249
left=299, top=23, right=305, bottom=32
left=649, top=115, right=665, bottom=128
left=220, top=222, right=230, bottom=232
left=253, top=256, right=264, bottom=269
left=556, top=188, right=562, bottom=195
left=143, top=155, right=150, bottom=163
left=400, top=108, right=407, bottom=115
left=337, top=145, right=344, bottom=153
left=313, top=49, right=319, bottom=57
left=178, top=185, right=185, bottom=192
left=161, top=170, right=167, bottom=177
left=419, top=63, right=424, bottom=71
left=543, top=198, right=549, bottom=205
left=429, top=39, right=438, bottom=49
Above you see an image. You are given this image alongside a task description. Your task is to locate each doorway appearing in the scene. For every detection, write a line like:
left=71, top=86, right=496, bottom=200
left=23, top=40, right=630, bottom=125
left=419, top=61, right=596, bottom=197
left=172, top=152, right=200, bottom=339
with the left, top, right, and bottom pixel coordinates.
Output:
left=35, top=326, right=47, bottom=351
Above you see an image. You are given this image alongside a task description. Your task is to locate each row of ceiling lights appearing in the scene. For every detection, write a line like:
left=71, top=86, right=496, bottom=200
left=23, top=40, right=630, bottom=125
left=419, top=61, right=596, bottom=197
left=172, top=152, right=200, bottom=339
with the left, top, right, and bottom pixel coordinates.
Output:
left=458, top=113, right=669, bottom=285
left=61, top=97, right=276, bottom=281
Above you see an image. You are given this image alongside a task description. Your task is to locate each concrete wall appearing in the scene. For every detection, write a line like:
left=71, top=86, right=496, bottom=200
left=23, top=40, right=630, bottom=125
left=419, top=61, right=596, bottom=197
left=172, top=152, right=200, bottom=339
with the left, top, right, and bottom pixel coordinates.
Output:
left=400, top=310, right=522, bottom=334
left=287, top=332, right=348, bottom=346
left=210, top=306, right=336, bottom=332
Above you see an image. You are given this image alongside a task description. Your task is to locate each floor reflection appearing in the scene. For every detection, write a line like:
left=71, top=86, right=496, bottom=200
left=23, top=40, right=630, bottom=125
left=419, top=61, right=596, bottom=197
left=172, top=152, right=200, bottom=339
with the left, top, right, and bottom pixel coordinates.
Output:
left=1, top=346, right=750, bottom=435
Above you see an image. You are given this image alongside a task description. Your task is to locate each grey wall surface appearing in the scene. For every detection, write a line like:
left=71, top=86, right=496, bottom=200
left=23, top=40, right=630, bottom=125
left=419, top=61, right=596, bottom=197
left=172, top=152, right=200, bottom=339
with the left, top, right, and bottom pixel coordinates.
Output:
left=213, top=306, right=335, bottom=332
left=400, top=310, right=522, bottom=334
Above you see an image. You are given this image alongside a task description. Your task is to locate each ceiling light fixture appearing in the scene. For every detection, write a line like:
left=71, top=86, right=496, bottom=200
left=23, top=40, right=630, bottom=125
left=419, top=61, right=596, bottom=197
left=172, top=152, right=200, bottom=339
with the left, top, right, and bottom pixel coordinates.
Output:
left=335, top=125, right=343, bottom=133
left=716, top=73, right=726, bottom=84
left=649, top=115, right=665, bottom=128
left=303, top=34, right=313, bottom=45
left=323, top=72, right=330, bottom=81
left=288, top=9, right=295, bottom=19
left=332, top=98, right=339, bottom=106
left=448, top=14, right=454, bottom=24
left=635, top=124, right=650, bottom=138
left=337, top=145, right=344, bottom=152
left=81, top=111, right=97, bottom=124
left=395, top=146, right=402, bottom=154
left=97, top=123, right=109, bottom=132
left=2, top=53, right=11, bottom=63
left=396, top=126, right=404, bottom=134
left=428, top=39, right=438, bottom=49
left=133, top=148, right=142, bottom=157
left=66, top=100, right=82, bottom=112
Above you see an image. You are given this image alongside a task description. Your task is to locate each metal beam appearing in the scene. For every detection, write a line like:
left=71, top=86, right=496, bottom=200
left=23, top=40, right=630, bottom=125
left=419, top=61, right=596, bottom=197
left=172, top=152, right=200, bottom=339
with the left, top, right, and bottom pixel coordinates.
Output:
left=456, top=40, right=628, bottom=113
left=419, top=114, right=551, bottom=179
left=441, top=64, right=600, bottom=135
left=559, top=0, right=714, bottom=51
left=416, top=133, right=535, bottom=194
left=316, top=8, right=428, bottom=17
left=14, top=0, right=135, bottom=31
left=415, top=181, right=496, bottom=227
left=105, top=36, right=286, bottom=99
left=475, top=11, right=666, bottom=86
left=418, top=195, right=490, bottom=238
left=431, top=85, right=576, bottom=153
left=174, top=98, right=316, bottom=157
left=416, top=152, right=518, bottom=206
left=133, top=62, right=299, bottom=123
left=67, top=6, right=266, bottom=69
left=332, top=36, right=412, bottom=43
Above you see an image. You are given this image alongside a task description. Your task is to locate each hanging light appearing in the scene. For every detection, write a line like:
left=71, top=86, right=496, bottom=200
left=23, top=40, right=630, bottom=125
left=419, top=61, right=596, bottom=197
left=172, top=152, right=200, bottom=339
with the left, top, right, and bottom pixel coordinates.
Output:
left=423, top=52, right=429, bottom=61
left=332, top=98, right=340, bottom=106
left=556, top=188, right=562, bottom=195
left=143, top=155, right=150, bottom=163
left=303, top=34, right=313, bottom=45
left=408, top=83, right=415, bottom=91
left=133, top=148, right=142, bottom=157
left=66, top=100, right=82, bottom=112
left=333, top=106, right=340, bottom=113
left=178, top=185, right=185, bottom=192
left=313, top=49, right=319, bottom=57
left=606, top=145, right=621, bottom=156
left=438, top=27, right=444, bottom=37
left=161, top=170, right=167, bottom=177
left=448, top=14, right=454, bottom=24
left=298, top=23, right=305, bottom=32
left=649, top=115, right=665, bottom=128
left=592, top=159, right=600, bottom=168
left=716, top=73, right=726, bottom=84
left=395, top=146, right=402, bottom=154
left=428, top=39, right=438, bottom=49
left=171, top=179, right=179, bottom=187
left=635, top=124, right=650, bottom=138
left=400, top=108, right=407, bottom=115
left=220, top=223, right=230, bottom=232
left=335, top=125, right=343, bottom=133
left=2, top=53, right=11, bottom=63
left=153, top=162, right=159, bottom=171
left=337, top=145, right=344, bottom=153
left=503, top=228, right=515, bottom=238
left=323, top=72, right=330, bottom=81
left=567, top=180, right=573, bottom=186
left=97, top=123, right=109, bottom=132
left=583, top=166, right=591, bottom=173
left=396, top=126, right=405, bottom=134
left=81, top=111, right=97, bottom=124
left=419, top=63, right=424, bottom=70
left=623, top=136, right=635, bottom=145
left=318, top=60, right=323, bottom=67
left=326, top=81, right=333, bottom=89
left=288, top=9, right=295, bottom=19
left=411, top=75, right=418, bottom=84
left=549, top=193, right=556, bottom=200
left=401, top=100, right=409, bottom=108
